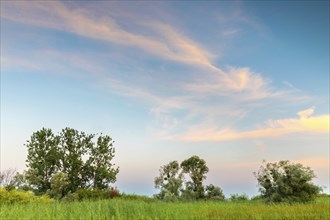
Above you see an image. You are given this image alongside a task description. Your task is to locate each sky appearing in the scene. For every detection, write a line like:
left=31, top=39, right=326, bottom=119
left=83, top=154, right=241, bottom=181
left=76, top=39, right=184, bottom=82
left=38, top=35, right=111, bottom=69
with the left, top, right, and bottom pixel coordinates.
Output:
left=1, top=1, right=329, bottom=197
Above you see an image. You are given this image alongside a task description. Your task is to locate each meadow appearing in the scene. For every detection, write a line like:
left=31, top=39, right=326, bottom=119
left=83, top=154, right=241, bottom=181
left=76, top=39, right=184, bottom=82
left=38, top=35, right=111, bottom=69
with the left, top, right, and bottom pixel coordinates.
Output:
left=1, top=196, right=329, bottom=220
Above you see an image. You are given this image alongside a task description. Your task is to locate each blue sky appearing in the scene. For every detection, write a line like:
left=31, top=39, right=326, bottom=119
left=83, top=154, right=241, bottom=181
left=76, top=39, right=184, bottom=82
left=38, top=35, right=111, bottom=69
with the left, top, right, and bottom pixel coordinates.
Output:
left=1, top=1, right=329, bottom=196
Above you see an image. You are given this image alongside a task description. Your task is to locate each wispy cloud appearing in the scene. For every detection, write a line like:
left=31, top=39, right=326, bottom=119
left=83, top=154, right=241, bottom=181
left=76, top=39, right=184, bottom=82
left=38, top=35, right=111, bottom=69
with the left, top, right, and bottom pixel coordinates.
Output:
left=222, top=29, right=240, bottom=36
left=1, top=1, right=215, bottom=70
left=1, top=1, right=321, bottom=144
left=184, top=67, right=277, bottom=101
left=1, top=1, right=295, bottom=101
left=172, top=107, right=329, bottom=142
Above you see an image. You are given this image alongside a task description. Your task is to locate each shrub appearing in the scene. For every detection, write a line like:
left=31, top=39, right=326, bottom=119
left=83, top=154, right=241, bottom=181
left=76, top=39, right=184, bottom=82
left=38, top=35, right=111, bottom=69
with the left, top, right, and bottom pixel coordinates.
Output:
left=61, top=192, right=79, bottom=202
left=163, top=191, right=179, bottom=202
left=180, top=188, right=198, bottom=201
left=49, top=172, right=69, bottom=199
left=251, top=195, right=263, bottom=201
left=0, top=188, right=52, bottom=204
left=205, top=184, right=225, bottom=201
left=109, top=187, right=120, bottom=199
left=229, top=193, right=249, bottom=202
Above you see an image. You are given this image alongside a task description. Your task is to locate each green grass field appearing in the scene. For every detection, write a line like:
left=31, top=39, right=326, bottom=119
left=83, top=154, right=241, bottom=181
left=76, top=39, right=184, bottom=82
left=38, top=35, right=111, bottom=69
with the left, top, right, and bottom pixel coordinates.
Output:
left=1, top=197, right=329, bottom=220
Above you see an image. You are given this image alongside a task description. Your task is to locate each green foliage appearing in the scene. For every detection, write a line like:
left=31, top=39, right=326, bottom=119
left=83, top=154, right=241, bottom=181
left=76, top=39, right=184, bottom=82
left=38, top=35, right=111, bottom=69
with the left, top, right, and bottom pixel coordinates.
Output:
left=251, top=195, right=263, bottom=201
left=155, top=156, right=215, bottom=201
left=181, top=155, right=209, bottom=199
left=255, top=160, right=322, bottom=203
left=25, top=127, right=119, bottom=196
left=180, top=186, right=199, bottom=201
left=13, top=171, right=33, bottom=191
left=49, top=172, right=69, bottom=199
left=205, top=184, right=225, bottom=201
left=0, top=169, right=33, bottom=191
left=229, top=193, right=249, bottom=202
left=61, top=191, right=79, bottom=202
left=25, top=128, right=61, bottom=194
left=84, top=135, right=119, bottom=189
left=75, top=188, right=110, bottom=201
left=154, top=160, right=183, bottom=199
left=0, top=188, right=53, bottom=204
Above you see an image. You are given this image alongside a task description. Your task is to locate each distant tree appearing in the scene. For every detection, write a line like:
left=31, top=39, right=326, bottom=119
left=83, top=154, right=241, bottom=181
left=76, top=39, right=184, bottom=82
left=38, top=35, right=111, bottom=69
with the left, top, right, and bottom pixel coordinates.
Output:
left=154, top=161, right=183, bottom=199
left=25, top=128, right=61, bottom=194
left=254, top=160, right=322, bottom=203
left=13, top=171, right=32, bottom=191
left=229, top=193, right=249, bottom=202
left=0, top=168, right=17, bottom=190
left=205, top=184, right=225, bottom=200
left=181, top=156, right=209, bottom=199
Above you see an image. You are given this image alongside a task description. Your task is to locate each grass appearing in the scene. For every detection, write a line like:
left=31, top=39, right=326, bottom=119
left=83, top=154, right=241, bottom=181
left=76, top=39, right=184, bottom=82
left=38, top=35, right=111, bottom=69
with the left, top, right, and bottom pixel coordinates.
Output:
left=0, top=197, right=329, bottom=220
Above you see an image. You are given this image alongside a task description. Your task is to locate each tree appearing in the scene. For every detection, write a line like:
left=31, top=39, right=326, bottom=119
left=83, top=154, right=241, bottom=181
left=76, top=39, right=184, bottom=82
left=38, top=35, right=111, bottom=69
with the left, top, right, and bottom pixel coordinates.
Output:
left=254, top=160, right=322, bottom=203
left=85, top=135, right=119, bottom=189
left=181, top=156, right=209, bottom=199
left=25, top=127, right=119, bottom=196
left=0, top=168, right=17, bottom=190
left=154, top=161, right=183, bottom=199
left=13, top=171, right=32, bottom=191
left=58, top=128, right=94, bottom=192
left=25, top=128, right=60, bottom=194
left=205, top=184, right=225, bottom=200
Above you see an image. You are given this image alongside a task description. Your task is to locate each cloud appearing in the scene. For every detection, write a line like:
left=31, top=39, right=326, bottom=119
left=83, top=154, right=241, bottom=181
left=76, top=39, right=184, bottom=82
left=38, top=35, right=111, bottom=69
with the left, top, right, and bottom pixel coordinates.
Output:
left=222, top=29, right=240, bottom=36
left=1, top=1, right=215, bottom=70
left=297, top=107, right=315, bottom=118
left=1, top=1, right=294, bottom=102
left=294, top=157, right=329, bottom=169
left=2, top=1, right=319, bottom=144
left=172, top=107, right=329, bottom=142
left=184, top=66, right=285, bottom=101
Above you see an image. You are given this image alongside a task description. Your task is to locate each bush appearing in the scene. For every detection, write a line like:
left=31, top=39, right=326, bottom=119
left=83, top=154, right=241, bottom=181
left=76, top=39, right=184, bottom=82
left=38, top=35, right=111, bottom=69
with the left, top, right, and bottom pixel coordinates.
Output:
left=251, top=195, right=263, bottom=201
left=180, top=188, right=198, bottom=201
left=49, top=172, right=69, bottom=199
left=229, top=193, right=249, bottom=202
left=205, top=184, right=225, bottom=201
left=255, top=160, right=322, bottom=203
left=163, top=191, right=179, bottom=202
left=61, top=192, right=79, bottom=202
left=0, top=188, right=53, bottom=204
left=109, top=187, right=120, bottom=199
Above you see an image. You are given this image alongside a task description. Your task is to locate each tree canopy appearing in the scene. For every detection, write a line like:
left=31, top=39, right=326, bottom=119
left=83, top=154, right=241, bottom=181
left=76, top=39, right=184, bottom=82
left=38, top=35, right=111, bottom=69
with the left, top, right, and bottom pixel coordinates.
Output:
left=181, top=156, right=209, bottom=199
left=154, top=161, right=183, bottom=200
left=25, top=128, right=119, bottom=195
left=254, top=160, right=321, bottom=203
left=154, top=156, right=223, bottom=201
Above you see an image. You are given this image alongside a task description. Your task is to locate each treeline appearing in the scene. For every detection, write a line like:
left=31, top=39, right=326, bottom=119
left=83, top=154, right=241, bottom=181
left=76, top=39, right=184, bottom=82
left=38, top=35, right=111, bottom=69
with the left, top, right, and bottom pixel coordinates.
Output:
left=0, top=128, right=323, bottom=203
left=154, top=156, right=322, bottom=203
